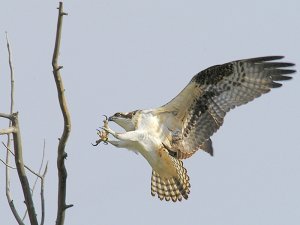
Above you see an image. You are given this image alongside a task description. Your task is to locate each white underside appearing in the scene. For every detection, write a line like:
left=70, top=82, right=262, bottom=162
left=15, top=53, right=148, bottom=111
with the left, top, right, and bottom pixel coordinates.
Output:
left=109, top=110, right=174, bottom=177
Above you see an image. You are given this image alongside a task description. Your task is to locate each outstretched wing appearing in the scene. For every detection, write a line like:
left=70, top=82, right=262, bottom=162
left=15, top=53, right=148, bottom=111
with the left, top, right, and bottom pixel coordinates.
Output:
left=159, top=56, right=295, bottom=158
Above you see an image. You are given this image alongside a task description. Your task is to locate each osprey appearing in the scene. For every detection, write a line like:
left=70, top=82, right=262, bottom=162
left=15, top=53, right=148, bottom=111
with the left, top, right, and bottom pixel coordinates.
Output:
left=96, top=56, right=295, bottom=202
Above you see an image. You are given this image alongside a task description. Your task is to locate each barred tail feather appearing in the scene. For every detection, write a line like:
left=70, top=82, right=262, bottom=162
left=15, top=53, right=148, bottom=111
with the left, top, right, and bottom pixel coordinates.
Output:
left=151, top=159, right=190, bottom=202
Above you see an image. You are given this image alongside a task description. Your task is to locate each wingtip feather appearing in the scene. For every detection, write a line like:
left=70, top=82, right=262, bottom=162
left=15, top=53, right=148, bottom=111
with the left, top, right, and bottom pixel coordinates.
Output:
left=247, top=56, right=284, bottom=63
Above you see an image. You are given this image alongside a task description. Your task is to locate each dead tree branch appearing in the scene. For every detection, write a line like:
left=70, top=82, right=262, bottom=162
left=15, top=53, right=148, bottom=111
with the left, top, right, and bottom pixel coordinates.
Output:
left=2, top=142, right=43, bottom=179
left=2, top=3, right=71, bottom=225
left=11, top=112, right=39, bottom=225
left=0, top=112, right=13, bottom=119
left=2, top=141, right=47, bottom=225
left=4, top=33, right=25, bottom=225
left=0, top=127, right=16, bottom=135
left=21, top=140, right=46, bottom=222
left=0, top=158, right=16, bottom=169
left=52, top=2, right=72, bottom=225
left=40, top=162, right=48, bottom=225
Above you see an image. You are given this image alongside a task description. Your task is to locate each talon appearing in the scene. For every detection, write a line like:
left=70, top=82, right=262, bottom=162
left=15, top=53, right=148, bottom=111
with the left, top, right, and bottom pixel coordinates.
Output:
left=93, top=114, right=110, bottom=147
left=93, top=132, right=109, bottom=146
left=102, top=115, right=108, bottom=121
left=102, top=115, right=109, bottom=127
left=92, top=139, right=103, bottom=146
left=101, top=126, right=109, bottom=132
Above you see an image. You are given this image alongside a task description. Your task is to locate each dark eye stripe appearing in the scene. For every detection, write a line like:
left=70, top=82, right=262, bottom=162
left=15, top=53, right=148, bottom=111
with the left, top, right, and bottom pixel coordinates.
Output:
left=114, top=110, right=138, bottom=119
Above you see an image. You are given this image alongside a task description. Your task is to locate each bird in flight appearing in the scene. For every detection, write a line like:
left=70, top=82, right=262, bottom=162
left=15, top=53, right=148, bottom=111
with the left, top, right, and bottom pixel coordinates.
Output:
left=95, top=56, right=295, bottom=202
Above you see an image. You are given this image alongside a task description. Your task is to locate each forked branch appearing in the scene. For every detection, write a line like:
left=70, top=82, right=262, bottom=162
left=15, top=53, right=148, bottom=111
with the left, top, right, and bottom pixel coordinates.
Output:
left=52, top=2, right=72, bottom=225
left=11, top=113, right=39, bottom=225
left=21, top=140, right=47, bottom=223
left=4, top=33, right=31, bottom=225
left=2, top=30, right=48, bottom=225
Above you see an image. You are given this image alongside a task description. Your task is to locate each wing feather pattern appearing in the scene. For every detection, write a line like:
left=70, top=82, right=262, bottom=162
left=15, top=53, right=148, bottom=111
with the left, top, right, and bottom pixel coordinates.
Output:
left=160, top=56, right=295, bottom=158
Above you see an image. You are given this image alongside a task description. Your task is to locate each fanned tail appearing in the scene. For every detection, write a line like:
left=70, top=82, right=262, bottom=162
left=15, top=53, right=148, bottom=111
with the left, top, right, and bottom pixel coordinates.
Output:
left=151, top=159, right=190, bottom=202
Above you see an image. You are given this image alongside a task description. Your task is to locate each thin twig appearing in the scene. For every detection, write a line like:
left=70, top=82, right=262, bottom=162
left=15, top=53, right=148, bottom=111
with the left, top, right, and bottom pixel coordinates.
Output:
left=0, top=158, right=16, bottom=169
left=22, top=140, right=46, bottom=221
left=6, top=32, right=15, bottom=116
left=52, top=3, right=72, bottom=225
left=2, top=144, right=45, bottom=178
left=2, top=142, right=43, bottom=179
left=2, top=142, right=15, bottom=155
left=2, top=141, right=47, bottom=224
left=5, top=32, right=25, bottom=225
left=2, top=141, right=15, bottom=155
left=40, top=162, right=48, bottom=225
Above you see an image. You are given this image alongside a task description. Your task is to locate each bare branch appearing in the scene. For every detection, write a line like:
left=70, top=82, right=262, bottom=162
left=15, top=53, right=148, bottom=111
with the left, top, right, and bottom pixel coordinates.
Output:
left=10, top=113, right=39, bottom=225
left=0, top=158, right=16, bottom=169
left=6, top=32, right=15, bottom=115
left=2, top=141, right=47, bottom=224
left=22, top=140, right=46, bottom=221
left=5, top=32, right=25, bottom=225
left=52, top=2, right=72, bottom=225
left=40, top=162, right=48, bottom=225
left=0, top=127, right=16, bottom=135
left=64, top=204, right=74, bottom=210
left=0, top=112, right=13, bottom=119
left=7, top=201, right=25, bottom=225
left=2, top=142, right=43, bottom=179
left=2, top=142, right=15, bottom=155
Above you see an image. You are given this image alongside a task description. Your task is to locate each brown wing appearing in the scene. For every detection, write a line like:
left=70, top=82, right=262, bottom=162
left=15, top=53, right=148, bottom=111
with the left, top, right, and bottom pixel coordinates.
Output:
left=159, top=56, right=295, bottom=158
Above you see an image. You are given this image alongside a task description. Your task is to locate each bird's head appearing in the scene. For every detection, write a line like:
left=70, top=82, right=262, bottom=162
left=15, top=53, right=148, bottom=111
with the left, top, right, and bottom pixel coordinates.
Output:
left=108, top=110, right=139, bottom=131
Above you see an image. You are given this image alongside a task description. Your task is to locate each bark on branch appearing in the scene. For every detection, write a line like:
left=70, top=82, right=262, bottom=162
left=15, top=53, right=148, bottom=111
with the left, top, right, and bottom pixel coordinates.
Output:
left=0, top=127, right=16, bottom=135
left=52, top=2, right=72, bottom=225
left=0, top=112, right=13, bottom=120
left=11, top=113, right=39, bottom=225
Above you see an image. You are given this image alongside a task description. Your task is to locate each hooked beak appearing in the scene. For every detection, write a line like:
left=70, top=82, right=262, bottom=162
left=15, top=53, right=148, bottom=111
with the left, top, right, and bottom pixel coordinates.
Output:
left=108, top=116, right=114, bottom=121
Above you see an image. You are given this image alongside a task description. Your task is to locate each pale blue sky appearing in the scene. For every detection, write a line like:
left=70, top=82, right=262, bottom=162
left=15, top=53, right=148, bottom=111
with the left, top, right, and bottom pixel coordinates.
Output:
left=0, top=1, right=299, bottom=225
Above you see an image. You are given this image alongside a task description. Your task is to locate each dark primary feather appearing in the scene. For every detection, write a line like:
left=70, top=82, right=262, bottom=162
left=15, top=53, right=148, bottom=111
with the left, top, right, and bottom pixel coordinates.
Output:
left=162, top=56, right=295, bottom=158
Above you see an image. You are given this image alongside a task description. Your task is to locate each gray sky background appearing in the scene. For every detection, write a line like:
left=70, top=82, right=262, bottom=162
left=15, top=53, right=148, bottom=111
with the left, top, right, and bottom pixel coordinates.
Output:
left=0, top=1, right=299, bottom=225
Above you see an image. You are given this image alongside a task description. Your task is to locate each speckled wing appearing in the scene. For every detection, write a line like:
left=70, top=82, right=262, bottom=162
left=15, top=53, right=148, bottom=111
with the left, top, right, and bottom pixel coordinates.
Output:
left=160, top=56, right=295, bottom=158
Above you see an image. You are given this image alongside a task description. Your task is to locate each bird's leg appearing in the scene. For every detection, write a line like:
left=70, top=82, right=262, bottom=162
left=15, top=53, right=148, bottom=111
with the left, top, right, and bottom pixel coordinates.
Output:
left=106, top=140, right=127, bottom=148
left=101, top=126, right=144, bottom=142
left=101, top=125, right=117, bottom=138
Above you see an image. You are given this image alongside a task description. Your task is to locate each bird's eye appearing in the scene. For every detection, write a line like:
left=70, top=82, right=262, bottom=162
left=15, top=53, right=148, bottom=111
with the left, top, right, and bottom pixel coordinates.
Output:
left=115, top=113, right=121, bottom=117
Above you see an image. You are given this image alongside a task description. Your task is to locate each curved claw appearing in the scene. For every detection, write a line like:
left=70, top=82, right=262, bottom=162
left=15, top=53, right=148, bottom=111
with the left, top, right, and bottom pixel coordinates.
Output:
left=92, top=135, right=109, bottom=146
left=92, top=142, right=98, bottom=146
left=102, top=115, right=108, bottom=121
left=92, top=139, right=102, bottom=146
